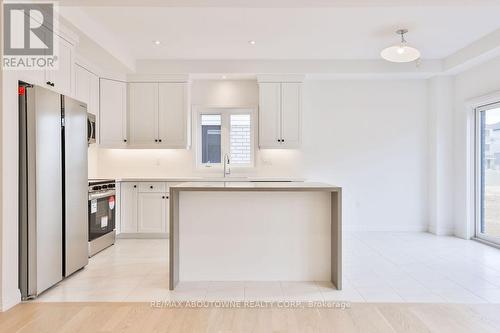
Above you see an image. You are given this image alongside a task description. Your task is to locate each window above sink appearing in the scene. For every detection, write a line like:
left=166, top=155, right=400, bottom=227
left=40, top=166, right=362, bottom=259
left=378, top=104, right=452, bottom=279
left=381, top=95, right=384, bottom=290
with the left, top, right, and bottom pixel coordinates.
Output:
left=194, top=107, right=256, bottom=170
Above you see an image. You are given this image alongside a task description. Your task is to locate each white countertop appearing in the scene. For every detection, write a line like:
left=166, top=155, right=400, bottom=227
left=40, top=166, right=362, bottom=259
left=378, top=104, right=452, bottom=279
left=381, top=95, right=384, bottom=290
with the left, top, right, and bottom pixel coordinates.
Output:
left=115, top=177, right=305, bottom=182
left=170, top=181, right=340, bottom=191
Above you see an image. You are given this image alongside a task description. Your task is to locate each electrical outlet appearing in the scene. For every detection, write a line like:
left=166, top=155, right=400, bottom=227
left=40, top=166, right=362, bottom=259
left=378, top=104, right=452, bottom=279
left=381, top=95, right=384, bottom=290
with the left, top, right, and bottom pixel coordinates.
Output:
left=262, top=158, right=272, bottom=166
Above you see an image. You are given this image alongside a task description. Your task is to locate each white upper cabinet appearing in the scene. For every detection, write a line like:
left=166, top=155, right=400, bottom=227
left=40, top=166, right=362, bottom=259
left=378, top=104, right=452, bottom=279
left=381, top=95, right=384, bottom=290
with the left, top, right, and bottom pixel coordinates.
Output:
left=22, top=26, right=75, bottom=96
left=74, top=64, right=99, bottom=114
left=129, top=83, right=159, bottom=146
left=258, top=83, right=281, bottom=148
left=45, top=36, right=74, bottom=96
left=89, top=73, right=99, bottom=117
left=158, top=83, right=189, bottom=148
left=127, top=82, right=190, bottom=148
left=99, top=78, right=127, bottom=147
left=74, top=65, right=90, bottom=105
left=280, top=83, right=301, bottom=148
left=258, top=81, right=302, bottom=148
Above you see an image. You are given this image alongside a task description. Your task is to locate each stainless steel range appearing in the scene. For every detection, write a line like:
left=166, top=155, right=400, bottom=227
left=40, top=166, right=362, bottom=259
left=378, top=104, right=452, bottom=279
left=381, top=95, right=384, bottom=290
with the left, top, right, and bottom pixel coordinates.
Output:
left=88, top=179, right=116, bottom=257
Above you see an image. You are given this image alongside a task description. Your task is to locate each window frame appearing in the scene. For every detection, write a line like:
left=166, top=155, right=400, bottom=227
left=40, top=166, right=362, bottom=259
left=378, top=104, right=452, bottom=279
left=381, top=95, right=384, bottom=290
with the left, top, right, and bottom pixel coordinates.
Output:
left=193, top=106, right=257, bottom=170
left=474, top=101, right=500, bottom=246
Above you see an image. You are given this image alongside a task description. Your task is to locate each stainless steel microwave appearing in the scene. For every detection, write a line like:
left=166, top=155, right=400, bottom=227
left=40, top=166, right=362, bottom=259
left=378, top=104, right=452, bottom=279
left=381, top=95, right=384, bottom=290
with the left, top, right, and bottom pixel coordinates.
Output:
left=87, top=113, right=96, bottom=145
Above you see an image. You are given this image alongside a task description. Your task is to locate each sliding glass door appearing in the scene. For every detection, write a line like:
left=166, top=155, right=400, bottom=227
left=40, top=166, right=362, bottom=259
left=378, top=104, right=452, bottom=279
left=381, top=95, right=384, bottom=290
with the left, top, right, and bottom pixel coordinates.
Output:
left=476, top=102, right=500, bottom=245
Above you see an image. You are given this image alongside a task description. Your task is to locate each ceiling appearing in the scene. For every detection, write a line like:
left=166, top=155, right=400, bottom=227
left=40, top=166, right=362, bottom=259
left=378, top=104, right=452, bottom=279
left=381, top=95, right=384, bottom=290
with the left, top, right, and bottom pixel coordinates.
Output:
left=66, top=5, right=500, bottom=61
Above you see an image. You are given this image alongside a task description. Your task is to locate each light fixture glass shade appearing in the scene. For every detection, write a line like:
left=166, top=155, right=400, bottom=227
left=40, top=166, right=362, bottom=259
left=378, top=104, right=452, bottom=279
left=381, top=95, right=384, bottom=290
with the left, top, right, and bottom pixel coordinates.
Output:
left=381, top=43, right=420, bottom=63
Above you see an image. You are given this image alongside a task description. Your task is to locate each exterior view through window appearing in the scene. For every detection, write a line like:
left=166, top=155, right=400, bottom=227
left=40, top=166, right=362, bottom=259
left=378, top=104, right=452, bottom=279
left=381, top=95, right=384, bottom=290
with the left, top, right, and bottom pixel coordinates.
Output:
left=477, top=103, right=500, bottom=245
left=199, top=109, right=254, bottom=167
left=230, top=114, right=251, bottom=164
left=201, top=115, right=222, bottom=164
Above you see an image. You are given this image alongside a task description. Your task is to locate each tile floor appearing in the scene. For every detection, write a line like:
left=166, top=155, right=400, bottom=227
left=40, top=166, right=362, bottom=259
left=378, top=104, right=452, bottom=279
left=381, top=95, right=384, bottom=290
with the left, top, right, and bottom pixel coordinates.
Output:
left=35, top=232, right=500, bottom=303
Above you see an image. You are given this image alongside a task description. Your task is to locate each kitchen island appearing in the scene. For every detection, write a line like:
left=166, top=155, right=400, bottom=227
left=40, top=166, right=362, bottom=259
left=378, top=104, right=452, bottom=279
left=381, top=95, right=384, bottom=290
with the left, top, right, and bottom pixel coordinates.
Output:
left=169, top=182, right=342, bottom=290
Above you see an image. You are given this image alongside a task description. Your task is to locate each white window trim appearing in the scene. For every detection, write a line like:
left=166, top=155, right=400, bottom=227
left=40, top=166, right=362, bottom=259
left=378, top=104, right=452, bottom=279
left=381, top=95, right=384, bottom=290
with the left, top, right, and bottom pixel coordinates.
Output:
left=465, top=91, right=500, bottom=241
left=192, top=105, right=257, bottom=171
left=473, top=101, right=500, bottom=246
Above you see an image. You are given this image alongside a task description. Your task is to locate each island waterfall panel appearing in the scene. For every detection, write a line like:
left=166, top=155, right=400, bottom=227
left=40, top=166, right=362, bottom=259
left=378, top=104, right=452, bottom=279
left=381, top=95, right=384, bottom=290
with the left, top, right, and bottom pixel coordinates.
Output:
left=169, top=183, right=342, bottom=290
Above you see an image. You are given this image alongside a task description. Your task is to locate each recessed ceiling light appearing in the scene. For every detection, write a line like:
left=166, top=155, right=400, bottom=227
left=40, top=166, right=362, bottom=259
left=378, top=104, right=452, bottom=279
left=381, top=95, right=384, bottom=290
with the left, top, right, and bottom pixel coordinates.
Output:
left=221, top=75, right=227, bottom=79
left=154, top=40, right=161, bottom=45
left=248, top=40, right=256, bottom=45
left=380, top=29, right=420, bottom=63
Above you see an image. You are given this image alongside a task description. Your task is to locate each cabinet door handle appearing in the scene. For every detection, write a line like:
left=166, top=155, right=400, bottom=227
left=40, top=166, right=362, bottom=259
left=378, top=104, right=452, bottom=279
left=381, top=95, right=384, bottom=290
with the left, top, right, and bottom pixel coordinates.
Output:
left=123, top=139, right=127, bottom=143
left=162, top=196, right=165, bottom=199
left=159, top=139, right=162, bottom=143
left=133, top=185, right=137, bottom=188
left=155, top=139, right=158, bottom=142
left=150, top=185, right=153, bottom=189
left=166, top=196, right=169, bottom=199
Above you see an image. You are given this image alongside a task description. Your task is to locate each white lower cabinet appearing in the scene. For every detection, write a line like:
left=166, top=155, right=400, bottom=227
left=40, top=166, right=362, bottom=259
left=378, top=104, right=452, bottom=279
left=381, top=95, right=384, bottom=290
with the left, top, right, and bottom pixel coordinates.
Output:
left=120, top=182, right=138, bottom=233
left=119, top=182, right=169, bottom=237
left=138, top=193, right=168, bottom=233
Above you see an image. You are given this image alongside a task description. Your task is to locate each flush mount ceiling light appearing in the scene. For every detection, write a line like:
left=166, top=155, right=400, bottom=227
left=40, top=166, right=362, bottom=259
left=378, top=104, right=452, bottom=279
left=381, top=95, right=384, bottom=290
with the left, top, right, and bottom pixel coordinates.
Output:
left=153, top=40, right=161, bottom=45
left=248, top=40, right=256, bottom=45
left=380, top=29, right=420, bottom=63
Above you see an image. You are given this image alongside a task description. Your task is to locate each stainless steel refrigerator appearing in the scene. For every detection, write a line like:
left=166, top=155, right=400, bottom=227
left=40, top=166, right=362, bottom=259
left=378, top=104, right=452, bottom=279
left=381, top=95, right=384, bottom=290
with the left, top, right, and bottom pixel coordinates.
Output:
left=19, top=82, right=89, bottom=300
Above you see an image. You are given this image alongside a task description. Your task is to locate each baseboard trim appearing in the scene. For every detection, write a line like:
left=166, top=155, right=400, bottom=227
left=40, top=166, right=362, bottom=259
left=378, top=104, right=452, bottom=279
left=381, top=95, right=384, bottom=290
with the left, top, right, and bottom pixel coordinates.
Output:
left=428, top=225, right=455, bottom=236
left=117, top=233, right=169, bottom=239
left=344, top=224, right=428, bottom=232
left=1, top=289, right=21, bottom=312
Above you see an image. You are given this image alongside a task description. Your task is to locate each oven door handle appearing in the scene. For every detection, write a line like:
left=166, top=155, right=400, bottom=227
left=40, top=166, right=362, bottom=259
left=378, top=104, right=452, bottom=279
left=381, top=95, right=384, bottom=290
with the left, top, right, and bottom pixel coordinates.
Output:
left=88, top=190, right=116, bottom=200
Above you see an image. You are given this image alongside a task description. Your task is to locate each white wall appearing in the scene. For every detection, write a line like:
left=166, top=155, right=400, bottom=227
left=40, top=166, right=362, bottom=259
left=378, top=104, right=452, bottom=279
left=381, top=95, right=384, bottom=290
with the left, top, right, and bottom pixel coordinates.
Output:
left=302, top=80, right=428, bottom=231
left=95, top=79, right=429, bottom=232
left=453, top=55, right=500, bottom=238
left=428, top=76, right=454, bottom=235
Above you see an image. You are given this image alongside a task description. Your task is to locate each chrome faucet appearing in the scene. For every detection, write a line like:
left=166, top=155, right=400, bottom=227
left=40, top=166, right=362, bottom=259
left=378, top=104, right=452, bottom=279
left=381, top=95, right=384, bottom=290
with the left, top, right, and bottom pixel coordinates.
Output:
left=223, top=153, right=231, bottom=177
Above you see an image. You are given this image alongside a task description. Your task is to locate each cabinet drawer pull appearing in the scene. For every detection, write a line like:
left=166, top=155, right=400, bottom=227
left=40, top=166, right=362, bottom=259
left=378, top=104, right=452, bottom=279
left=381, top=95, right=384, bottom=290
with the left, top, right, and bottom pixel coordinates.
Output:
left=133, top=185, right=137, bottom=188
left=162, top=196, right=165, bottom=199
left=166, top=196, right=169, bottom=199
left=155, top=139, right=158, bottom=142
left=150, top=185, right=153, bottom=189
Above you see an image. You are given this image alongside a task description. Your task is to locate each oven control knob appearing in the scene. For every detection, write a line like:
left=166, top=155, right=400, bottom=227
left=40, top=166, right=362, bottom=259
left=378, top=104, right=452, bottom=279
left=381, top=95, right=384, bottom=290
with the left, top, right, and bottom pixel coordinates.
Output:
left=92, top=186, right=101, bottom=191
left=108, top=184, right=115, bottom=188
